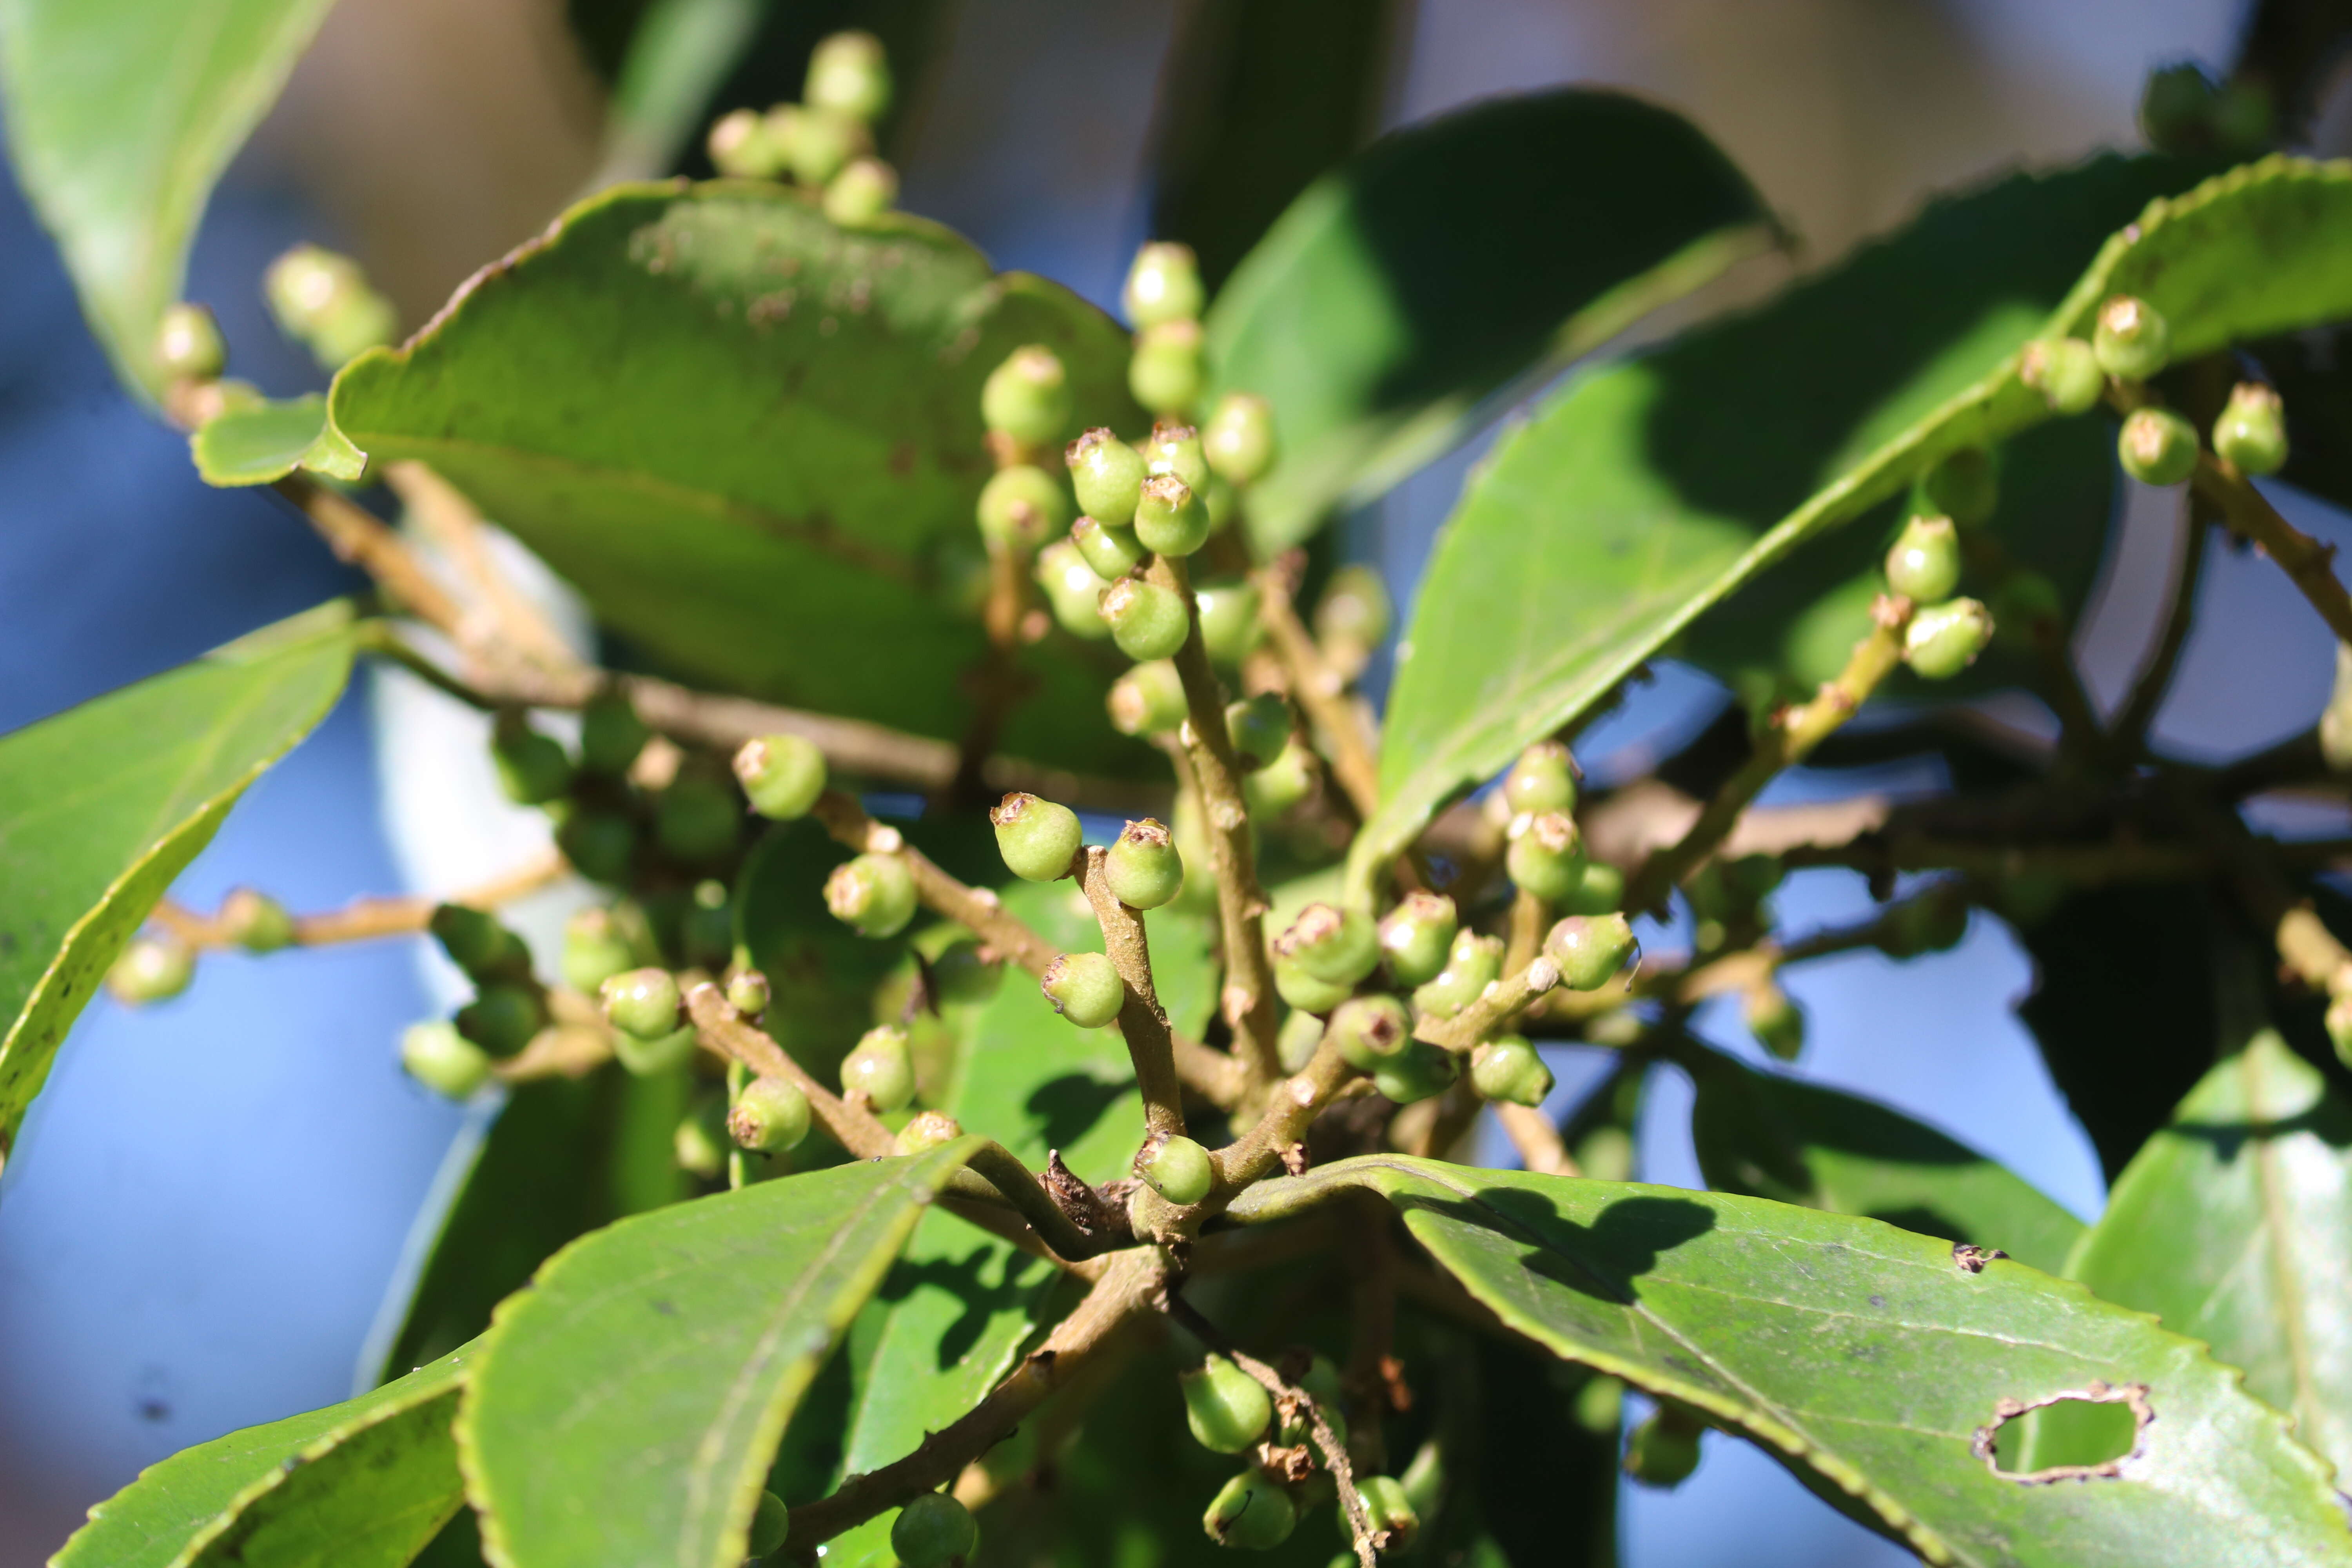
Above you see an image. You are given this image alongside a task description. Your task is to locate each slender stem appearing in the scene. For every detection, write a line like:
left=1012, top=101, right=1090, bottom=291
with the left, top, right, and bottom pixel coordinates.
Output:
left=1415, top=955, right=1563, bottom=1051
left=151, top=848, right=568, bottom=950
left=2114, top=512, right=2210, bottom=752
left=1256, top=564, right=1379, bottom=819
left=2194, top=455, right=2352, bottom=643
left=1075, top=846, right=1188, bottom=1148
left=1340, top=1193, right=1401, bottom=1472
left=1503, top=889, right=1550, bottom=977
left=1495, top=1101, right=1580, bottom=1176
left=949, top=534, right=1037, bottom=807
left=274, top=475, right=467, bottom=641
left=382, top=461, right=584, bottom=675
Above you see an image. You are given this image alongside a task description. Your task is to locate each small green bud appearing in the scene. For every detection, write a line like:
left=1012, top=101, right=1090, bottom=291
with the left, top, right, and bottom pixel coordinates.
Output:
left=2213, top=381, right=2288, bottom=475
left=707, top=107, right=782, bottom=177
left=1036, top=540, right=1114, bottom=640
left=826, top=852, right=918, bottom=937
left=1201, top=1469, right=1295, bottom=1551
left=1326, top=993, right=1411, bottom=1071
left=1182, top=1354, right=1273, bottom=1452
left=560, top=907, right=635, bottom=993
left=748, top=1487, right=792, bottom=1559
left=1506, top=811, right=1588, bottom=901
left=1359, top=1475, right=1419, bottom=1551
left=1134, top=474, right=1211, bottom=557
left=1099, top=575, right=1191, bottom=661
left=976, top=464, right=1070, bottom=550
left=1575, top=1374, right=1625, bottom=1434
left=1313, top=565, right=1391, bottom=678
left=805, top=29, right=893, bottom=122
left=557, top=809, right=638, bottom=886
left=1278, top=1009, right=1325, bottom=1072
left=733, top=733, right=828, bottom=820
left=2140, top=62, right=2217, bottom=152
left=1146, top=1133, right=1215, bottom=1204
left=1372, top=1038, right=1460, bottom=1106
left=891, top=1491, right=979, bottom=1568
left=614, top=1023, right=698, bottom=1076
left=599, top=967, right=680, bottom=1039
left=1130, top=318, right=1205, bottom=416
left=1242, top=742, right=1316, bottom=817
left=1125, top=241, right=1205, bottom=329
left=2094, top=295, right=2170, bottom=383
left=1379, top=893, right=1459, bottom=987
left=656, top=771, right=741, bottom=863
left=1558, top=859, right=1625, bottom=916
left=1545, top=914, right=1637, bottom=992
left=156, top=303, right=225, bottom=381
left=679, top=879, right=733, bottom=969
left=842, top=1024, right=917, bottom=1112
left=2020, top=337, right=2105, bottom=416
left=428, top=904, right=529, bottom=982
left=2118, top=406, right=2199, bottom=486
left=1224, top=693, right=1291, bottom=770
left=265, top=243, right=397, bottom=365
left=2322, top=645, right=2352, bottom=773
left=1744, top=981, right=1805, bottom=1062
left=106, top=932, right=194, bottom=1004
left=1921, top=448, right=1997, bottom=526
left=1876, top=891, right=1969, bottom=959
left=1109, top=659, right=1188, bottom=736
left=2327, top=991, right=2352, bottom=1069
left=788, top=104, right=870, bottom=188
left=1503, top=741, right=1578, bottom=817
left=991, top=791, right=1084, bottom=882
left=675, top=1102, right=727, bottom=1178
left=896, top=1109, right=964, bottom=1154
left=1071, top=514, right=1145, bottom=579
left=981, top=345, right=1071, bottom=447
left=578, top=691, right=650, bottom=776
left=219, top=887, right=294, bottom=953
left=1276, top=902, right=1380, bottom=987
left=927, top=938, right=1004, bottom=1006
left=1142, top=420, right=1211, bottom=493
left=1066, top=427, right=1149, bottom=523
left=1412, top=929, right=1504, bottom=1018
left=1902, top=596, right=1995, bottom=680
left=823, top=156, right=899, bottom=224
left=1202, top=392, right=1276, bottom=486
left=457, top=983, right=546, bottom=1057
left=401, top=1020, right=492, bottom=1098
left=725, top=967, right=771, bottom=1015
left=1884, top=513, right=1961, bottom=603
left=1274, top=954, right=1355, bottom=1013
left=490, top=715, right=572, bottom=806
left=1471, top=1034, right=1553, bottom=1106
left=1106, top=818, right=1184, bottom=909
left=1203, top=474, right=1237, bottom=534
left=1624, top=1406, right=1704, bottom=1488
left=1042, top=950, right=1124, bottom=1028
left=1193, top=578, right=1263, bottom=665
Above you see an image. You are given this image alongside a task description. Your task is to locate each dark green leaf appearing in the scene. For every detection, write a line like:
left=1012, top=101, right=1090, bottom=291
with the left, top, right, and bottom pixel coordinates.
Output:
left=459, top=1138, right=985, bottom=1568
left=0, top=602, right=356, bottom=1170
left=329, top=183, right=1147, bottom=769
left=191, top=394, right=369, bottom=486
left=55, top=1344, right=470, bottom=1568
left=1231, top=1156, right=2352, bottom=1567
left=0, top=0, right=336, bottom=395
left=1688, top=1046, right=2085, bottom=1273
left=1205, top=90, right=1775, bottom=553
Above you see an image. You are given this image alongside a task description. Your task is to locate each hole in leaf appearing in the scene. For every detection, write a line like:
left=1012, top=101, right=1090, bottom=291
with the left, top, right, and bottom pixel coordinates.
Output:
left=1971, top=1381, right=2149, bottom=1483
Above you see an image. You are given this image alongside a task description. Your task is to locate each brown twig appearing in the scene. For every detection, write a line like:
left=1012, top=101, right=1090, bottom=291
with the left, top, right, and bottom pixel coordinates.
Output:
left=1415, top=955, right=1564, bottom=1051
left=1256, top=563, right=1379, bottom=820
left=2194, top=454, right=2352, bottom=644
left=1075, top=846, right=1189, bottom=1148
left=382, top=461, right=584, bottom=675
left=274, top=475, right=466, bottom=641
left=1494, top=1101, right=1581, bottom=1176
left=151, top=848, right=568, bottom=951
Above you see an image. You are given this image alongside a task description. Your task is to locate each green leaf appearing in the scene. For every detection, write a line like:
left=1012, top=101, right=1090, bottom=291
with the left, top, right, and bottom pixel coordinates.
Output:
left=0, top=0, right=336, bottom=396
left=459, top=1138, right=987, bottom=1568
left=1232, top=1156, right=2352, bottom=1567
left=593, top=0, right=771, bottom=182
left=2037, top=1029, right=2352, bottom=1478
left=0, top=602, right=356, bottom=1171
left=1687, top=1047, right=2085, bottom=1274
left=1357, top=154, right=2352, bottom=887
left=55, top=1343, right=471, bottom=1568
left=1205, top=89, right=1775, bottom=553
left=329, top=183, right=1148, bottom=769
left=191, top=394, right=370, bottom=486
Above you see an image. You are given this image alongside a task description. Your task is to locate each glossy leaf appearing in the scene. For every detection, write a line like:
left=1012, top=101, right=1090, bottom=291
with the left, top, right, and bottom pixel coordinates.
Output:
left=330, top=183, right=1147, bottom=769
left=191, top=394, right=369, bottom=486
left=0, top=0, right=335, bottom=395
left=1688, top=1047, right=2084, bottom=1273
left=459, top=1138, right=985, bottom=1568
left=55, top=1344, right=470, bottom=1568
left=1205, top=89, right=1775, bottom=552
left=0, top=602, right=355, bottom=1170
left=1359, top=155, right=2352, bottom=886
left=1232, top=1156, right=2352, bottom=1567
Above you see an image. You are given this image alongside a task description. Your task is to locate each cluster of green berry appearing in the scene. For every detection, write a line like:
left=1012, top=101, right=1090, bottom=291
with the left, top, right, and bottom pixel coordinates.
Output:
left=150, top=237, right=399, bottom=422
left=1182, top=1352, right=1417, bottom=1553
left=103, top=887, right=296, bottom=1006
left=705, top=31, right=900, bottom=224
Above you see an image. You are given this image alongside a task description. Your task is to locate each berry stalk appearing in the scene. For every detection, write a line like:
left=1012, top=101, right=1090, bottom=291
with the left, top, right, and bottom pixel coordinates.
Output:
left=1254, top=562, right=1380, bottom=820
left=2192, top=452, right=2352, bottom=644
left=1074, top=845, right=1189, bottom=1147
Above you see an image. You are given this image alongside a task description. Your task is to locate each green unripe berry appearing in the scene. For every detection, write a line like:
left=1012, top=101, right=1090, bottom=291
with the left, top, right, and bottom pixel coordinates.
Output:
left=2118, top=406, right=2199, bottom=486
left=2021, top=337, right=2105, bottom=416
left=891, top=1491, right=978, bottom=1568
left=2140, top=61, right=2217, bottom=151
left=2324, top=646, right=2352, bottom=773
left=1130, top=318, right=1205, bottom=416
left=614, top=1023, right=698, bottom=1076
left=1036, top=540, right=1113, bottom=640
left=981, top=345, right=1071, bottom=447
left=823, top=156, right=898, bottom=224
left=1313, top=564, right=1391, bottom=676
left=1109, top=659, right=1187, bottom=736
left=1326, top=993, right=1411, bottom=1071
left=2327, top=991, right=2352, bottom=1069
left=1884, top=513, right=1961, bottom=603
left=1503, top=742, right=1578, bottom=817
left=927, top=938, right=1003, bottom=1006
left=733, top=733, right=828, bottom=821
left=561, top=908, right=636, bottom=994
left=1359, top=1475, right=1419, bottom=1550
left=1558, top=859, right=1626, bottom=916
left=401, top=1020, right=492, bottom=1098
left=1201, top=1470, right=1294, bottom=1551
left=1378, top=893, right=1458, bottom=986
left=826, top=852, right=918, bottom=938
left=156, top=303, right=225, bottom=381
left=1134, top=474, right=1211, bottom=557
left=2094, top=294, right=2170, bottom=383
left=1182, top=1354, right=1272, bottom=1452
left=725, top=966, right=771, bottom=1015
left=1902, top=596, right=1995, bottom=681
left=1202, top=392, right=1276, bottom=486
left=265, top=244, right=396, bottom=363
left=1277, top=1009, right=1325, bottom=1072
left=1224, top=693, right=1291, bottom=770
left=1042, top=950, right=1124, bottom=1028
left=788, top=104, right=870, bottom=188
left=706, top=107, right=780, bottom=178
left=977, top=464, right=1069, bottom=550
left=1193, top=578, right=1263, bottom=665
left=1099, top=576, right=1191, bottom=661
left=1471, top=1034, right=1553, bottom=1106
left=991, top=791, right=1084, bottom=881
left=656, top=772, right=741, bottom=863
left=1277, top=903, right=1380, bottom=987
left=674, top=1102, right=727, bottom=1178
left=1877, top=890, right=1969, bottom=960
left=557, top=809, right=638, bottom=886
left=1274, top=955, right=1354, bottom=1013
left=1624, top=1406, right=1704, bottom=1488
left=107, top=932, right=194, bottom=1004
left=748, top=1487, right=792, bottom=1559
left=1066, top=427, right=1148, bottom=523
left=1921, top=448, right=1997, bottom=526
left=1274, top=1356, right=1345, bottom=1449
left=1506, top=811, right=1588, bottom=901
left=1991, top=570, right=2061, bottom=650
left=428, top=904, right=529, bottom=982
left=219, top=887, right=294, bottom=953
left=490, top=717, right=572, bottom=806
left=1412, top=930, right=1504, bottom=1018
left=1106, top=818, right=1184, bottom=908
left=1545, top=913, right=1637, bottom=992
left=1372, top=1038, right=1460, bottom=1106
left=577, top=691, right=650, bottom=776
left=1125, top=241, right=1204, bottom=329
left=457, top=983, right=546, bottom=1057
left=805, top=29, right=892, bottom=122
left=1145, top=1134, right=1215, bottom=1204
left=842, top=1024, right=916, bottom=1111
left=599, top=967, right=680, bottom=1039
left=1744, top=981, right=1805, bottom=1062
left=1071, top=514, right=1145, bottom=579
left=1242, top=742, right=1316, bottom=817
left=2213, top=381, right=2288, bottom=475
left=896, top=1109, right=964, bottom=1155
left=679, top=879, right=733, bottom=969
left=1142, top=421, right=1210, bottom=494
